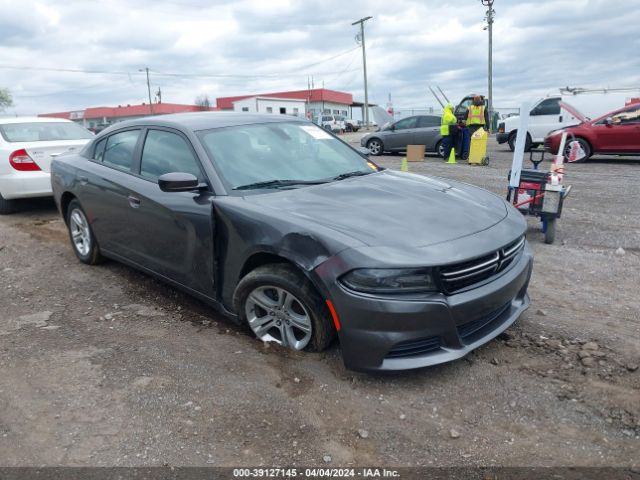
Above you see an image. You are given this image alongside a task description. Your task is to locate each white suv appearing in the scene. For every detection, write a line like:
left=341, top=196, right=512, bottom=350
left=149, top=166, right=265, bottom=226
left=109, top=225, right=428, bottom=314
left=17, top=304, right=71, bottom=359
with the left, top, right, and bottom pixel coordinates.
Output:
left=0, top=117, right=93, bottom=214
left=316, top=114, right=346, bottom=133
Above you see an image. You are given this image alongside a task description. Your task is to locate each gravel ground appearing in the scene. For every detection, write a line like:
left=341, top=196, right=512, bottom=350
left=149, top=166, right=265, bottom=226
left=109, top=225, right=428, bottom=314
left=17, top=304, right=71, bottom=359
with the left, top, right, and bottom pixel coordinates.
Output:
left=0, top=137, right=638, bottom=467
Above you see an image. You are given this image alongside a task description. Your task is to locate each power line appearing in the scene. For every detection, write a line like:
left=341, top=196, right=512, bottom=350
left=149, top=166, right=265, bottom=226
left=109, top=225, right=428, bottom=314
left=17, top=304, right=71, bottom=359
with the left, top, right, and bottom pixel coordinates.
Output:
left=0, top=47, right=362, bottom=80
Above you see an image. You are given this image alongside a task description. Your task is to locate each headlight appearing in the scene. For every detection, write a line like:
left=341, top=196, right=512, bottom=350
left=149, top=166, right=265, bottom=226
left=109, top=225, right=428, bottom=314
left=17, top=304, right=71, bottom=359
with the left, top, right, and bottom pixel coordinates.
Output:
left=340, top=268, right=437, bottom=294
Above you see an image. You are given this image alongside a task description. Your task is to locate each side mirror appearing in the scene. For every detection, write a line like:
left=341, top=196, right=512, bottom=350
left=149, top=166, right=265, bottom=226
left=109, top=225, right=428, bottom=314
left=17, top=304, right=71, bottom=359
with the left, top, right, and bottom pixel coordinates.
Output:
left=603, top=117, right=613, bottom=126
left=158, top=172, right=200, bottom=192
left=355, top=146, right=370, bottom=157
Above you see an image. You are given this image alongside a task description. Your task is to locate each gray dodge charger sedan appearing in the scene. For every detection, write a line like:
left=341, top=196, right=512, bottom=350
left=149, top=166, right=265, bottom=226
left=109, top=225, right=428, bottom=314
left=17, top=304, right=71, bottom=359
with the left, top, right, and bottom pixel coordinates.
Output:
left=51, top=112, right=532, bottom=372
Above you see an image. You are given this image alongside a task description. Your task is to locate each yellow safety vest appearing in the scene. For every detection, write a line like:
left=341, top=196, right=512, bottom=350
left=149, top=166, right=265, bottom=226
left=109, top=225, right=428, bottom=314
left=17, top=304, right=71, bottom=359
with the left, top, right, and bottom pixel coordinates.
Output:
left=467, top=105, right=485, bottom=125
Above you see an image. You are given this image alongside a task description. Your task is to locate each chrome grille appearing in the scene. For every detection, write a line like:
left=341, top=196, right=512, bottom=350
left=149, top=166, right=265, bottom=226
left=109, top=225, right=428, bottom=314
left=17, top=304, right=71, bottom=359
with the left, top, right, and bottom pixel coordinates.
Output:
left=439, top=237, right=525, bottom=294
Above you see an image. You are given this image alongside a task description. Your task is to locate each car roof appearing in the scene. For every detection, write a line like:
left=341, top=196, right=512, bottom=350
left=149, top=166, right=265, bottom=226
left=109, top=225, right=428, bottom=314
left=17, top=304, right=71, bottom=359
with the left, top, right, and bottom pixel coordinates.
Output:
left=101, top=112, right=309, bottom=133
left=0, top=116, right=73, bottom=125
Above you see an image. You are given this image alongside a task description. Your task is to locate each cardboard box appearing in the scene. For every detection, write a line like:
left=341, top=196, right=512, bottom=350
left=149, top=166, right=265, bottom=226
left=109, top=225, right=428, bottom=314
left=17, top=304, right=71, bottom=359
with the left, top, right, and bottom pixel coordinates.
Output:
left=406, top=144, right=426, bottom=161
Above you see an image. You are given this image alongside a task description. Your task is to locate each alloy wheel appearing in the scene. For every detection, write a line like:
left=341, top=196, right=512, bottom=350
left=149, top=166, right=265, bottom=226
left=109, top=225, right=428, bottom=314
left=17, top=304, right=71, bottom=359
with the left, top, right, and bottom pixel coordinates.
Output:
left=69, top=208, right=91, bottom=257
left=367, top=140, right=381, bottom=155
left=245, top=286, right=313, bottom=350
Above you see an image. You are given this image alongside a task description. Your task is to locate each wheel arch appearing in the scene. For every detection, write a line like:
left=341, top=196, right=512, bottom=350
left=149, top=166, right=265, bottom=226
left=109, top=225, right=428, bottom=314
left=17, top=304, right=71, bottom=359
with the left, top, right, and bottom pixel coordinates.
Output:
left=60, top=191, right=77, bottom=224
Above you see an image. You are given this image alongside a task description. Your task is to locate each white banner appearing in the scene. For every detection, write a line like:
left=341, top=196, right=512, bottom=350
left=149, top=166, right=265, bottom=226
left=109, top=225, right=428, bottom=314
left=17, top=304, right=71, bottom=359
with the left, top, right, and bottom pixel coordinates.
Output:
left=509, top=102, right=530, bottom=188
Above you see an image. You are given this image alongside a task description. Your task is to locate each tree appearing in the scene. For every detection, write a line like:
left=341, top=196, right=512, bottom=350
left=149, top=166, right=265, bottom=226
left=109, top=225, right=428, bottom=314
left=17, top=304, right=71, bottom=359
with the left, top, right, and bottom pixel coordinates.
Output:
left=194, top=94, right=211, bottom=111
left=0, top=88, right=13, bottom=111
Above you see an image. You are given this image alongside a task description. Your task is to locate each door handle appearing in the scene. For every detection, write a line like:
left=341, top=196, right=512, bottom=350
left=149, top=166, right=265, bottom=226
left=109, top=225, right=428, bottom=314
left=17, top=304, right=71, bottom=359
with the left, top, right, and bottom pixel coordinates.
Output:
left=78, top=176, right=88, bottom=185
left=559, top=115, right=563, bottom=122
left=127, top=195, right=141, bottom=209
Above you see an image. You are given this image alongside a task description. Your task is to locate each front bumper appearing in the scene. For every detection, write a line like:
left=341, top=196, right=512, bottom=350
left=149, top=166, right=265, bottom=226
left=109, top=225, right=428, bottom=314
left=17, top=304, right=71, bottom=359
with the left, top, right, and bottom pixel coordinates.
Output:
left=323, top=244, right=533, bottom=372
left=496, top=132, right=509, bottom=144
left=0, top=171, right=52, bottom=200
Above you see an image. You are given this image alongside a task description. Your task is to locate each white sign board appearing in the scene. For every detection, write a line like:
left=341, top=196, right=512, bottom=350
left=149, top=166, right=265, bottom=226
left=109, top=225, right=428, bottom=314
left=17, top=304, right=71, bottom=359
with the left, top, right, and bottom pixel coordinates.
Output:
left=509, top=102, right=530, bottom=188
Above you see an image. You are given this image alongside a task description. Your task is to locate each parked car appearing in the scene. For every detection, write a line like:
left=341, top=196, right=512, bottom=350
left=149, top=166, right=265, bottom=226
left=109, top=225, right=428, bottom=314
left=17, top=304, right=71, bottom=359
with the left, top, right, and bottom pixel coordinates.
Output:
left=360, top=115, right=444, bottom=157
left=544, top=102, right=640, bottom=161
left=343, top=118, right=360, bottom=132
left=0, top=117, right=93, bottom=214
left=316, top=114, right=345, bottom=132
left=51, top=112, right=532, bottom=372
left=497, top=92, right=635, bottom=151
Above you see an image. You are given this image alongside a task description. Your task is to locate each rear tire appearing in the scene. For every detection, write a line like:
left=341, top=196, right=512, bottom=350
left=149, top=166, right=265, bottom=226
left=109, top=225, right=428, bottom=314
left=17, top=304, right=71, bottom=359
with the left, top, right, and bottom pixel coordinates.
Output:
left=66, top=199, right=103, bottom=265
left=0, top=192, right=18, bottom=215
left=233, top=264, right=336, bottom=352
left=436, top=140, right=445, bottom=158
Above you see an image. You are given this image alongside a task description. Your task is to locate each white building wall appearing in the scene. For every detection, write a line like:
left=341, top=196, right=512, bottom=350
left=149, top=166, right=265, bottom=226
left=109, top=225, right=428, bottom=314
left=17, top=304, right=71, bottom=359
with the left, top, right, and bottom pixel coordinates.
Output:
left=233, top=97, right=306, bottom=117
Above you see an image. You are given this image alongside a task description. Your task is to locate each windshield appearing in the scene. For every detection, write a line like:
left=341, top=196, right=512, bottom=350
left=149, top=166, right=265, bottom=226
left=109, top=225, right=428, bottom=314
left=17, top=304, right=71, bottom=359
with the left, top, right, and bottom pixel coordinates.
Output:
left=197, top=122, right=374, bottom=191
left=0, top=122, right=94, bottom=142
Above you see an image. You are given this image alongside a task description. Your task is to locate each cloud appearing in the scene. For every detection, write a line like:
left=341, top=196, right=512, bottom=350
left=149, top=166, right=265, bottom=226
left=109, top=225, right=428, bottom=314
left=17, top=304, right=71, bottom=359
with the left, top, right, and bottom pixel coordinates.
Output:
left=0, top=0, right=639, bottom=115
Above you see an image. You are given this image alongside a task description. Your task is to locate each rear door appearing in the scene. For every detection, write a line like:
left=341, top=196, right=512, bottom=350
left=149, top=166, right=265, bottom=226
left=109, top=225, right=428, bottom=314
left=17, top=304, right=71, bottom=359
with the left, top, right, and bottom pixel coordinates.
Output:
left=593, top=105, right=640, bottom=153
left=76, top=128, right=143, bottom=257
left=124, top=127, right=215, bottom=296
left=415, top=115, right=442, bottom=151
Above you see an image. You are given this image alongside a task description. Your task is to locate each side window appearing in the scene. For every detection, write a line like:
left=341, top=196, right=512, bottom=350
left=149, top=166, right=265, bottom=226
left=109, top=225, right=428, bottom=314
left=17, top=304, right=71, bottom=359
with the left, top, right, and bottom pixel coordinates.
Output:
left=531, top=98, right=560, bottom=116
left=394, top=117, right=418, bottom=130
left=93, top=137, right=107, bottom=161
left=102, top=130, right=140, bottom=171
left=612, top=105, right=640, bottom=125
left=140, top=130, right=202, bottom=181
left=418, top=116, right=440, bottom=128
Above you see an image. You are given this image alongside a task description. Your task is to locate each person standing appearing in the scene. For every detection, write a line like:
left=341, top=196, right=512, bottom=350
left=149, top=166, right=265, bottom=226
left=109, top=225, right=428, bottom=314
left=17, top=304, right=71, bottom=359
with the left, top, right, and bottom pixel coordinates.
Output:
left=440, top=103, right=457, bottom=160
left=466, top=95, right=489, bottom=134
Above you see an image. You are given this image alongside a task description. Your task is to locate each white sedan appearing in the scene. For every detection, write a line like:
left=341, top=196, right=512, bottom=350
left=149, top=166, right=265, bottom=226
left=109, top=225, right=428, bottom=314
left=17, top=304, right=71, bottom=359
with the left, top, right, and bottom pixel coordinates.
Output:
left=0, top=117, right=93, bottom=214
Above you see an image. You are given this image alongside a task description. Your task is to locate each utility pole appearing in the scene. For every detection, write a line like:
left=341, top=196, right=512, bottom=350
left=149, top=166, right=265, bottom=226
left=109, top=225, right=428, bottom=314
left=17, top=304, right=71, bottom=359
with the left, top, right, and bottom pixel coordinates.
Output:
left=481, top=0, right=495, bottom=132
left=352, top=16, right=372, bottom=128
left=139, top=67, right=154, bottom=115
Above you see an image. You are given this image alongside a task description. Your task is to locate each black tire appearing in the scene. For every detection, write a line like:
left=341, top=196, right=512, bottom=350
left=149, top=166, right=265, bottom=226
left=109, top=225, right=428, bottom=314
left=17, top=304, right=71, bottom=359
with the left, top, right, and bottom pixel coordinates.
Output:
left=0, top=192, right=18, bottom=215
left=508, top=132, right=532, bottom=152
left=66, top=199, right=103, bottom=265
left=233, top=263, right=336, bottom=352
left=435, top=140, right=445, bottom=158
left=564, top=138, right=591, bottom=163
left=544, top=218, right=556, bottom=244
left=366, top=138, right=384, bottom=156
left=324, top=124, right=332, bottom=131
left=345, top=124, right=353, bottom=132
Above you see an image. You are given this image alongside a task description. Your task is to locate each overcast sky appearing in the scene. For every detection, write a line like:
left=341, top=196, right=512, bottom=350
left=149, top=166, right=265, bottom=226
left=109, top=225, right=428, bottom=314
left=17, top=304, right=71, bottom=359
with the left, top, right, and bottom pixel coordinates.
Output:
left=1, top=0, right=639, bottom=116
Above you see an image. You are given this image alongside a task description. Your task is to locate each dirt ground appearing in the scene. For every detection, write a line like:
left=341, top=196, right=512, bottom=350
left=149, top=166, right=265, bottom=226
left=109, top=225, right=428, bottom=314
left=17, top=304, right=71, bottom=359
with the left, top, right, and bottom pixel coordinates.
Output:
left=0, top=138, right=638, bottom=468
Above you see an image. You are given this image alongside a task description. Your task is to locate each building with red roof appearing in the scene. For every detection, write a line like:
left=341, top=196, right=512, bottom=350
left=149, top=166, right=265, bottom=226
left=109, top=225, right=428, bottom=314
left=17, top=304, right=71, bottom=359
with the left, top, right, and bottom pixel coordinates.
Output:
left=216, top=88, right=355, bottom=119
left=39, top=103, right=217, bottom=130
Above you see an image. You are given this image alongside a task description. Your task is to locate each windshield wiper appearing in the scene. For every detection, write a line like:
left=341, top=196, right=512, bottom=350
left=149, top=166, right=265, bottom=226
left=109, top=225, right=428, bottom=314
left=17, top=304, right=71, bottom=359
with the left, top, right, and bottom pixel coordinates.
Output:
left=233, top=179, right=327, bottom=190
left=332, top=170, right=374, bottom=181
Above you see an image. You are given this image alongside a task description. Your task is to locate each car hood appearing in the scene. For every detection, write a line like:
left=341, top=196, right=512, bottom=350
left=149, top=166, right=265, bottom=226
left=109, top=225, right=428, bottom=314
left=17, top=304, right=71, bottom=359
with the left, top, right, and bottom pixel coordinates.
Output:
left=242, top=171, right=508, bottom=248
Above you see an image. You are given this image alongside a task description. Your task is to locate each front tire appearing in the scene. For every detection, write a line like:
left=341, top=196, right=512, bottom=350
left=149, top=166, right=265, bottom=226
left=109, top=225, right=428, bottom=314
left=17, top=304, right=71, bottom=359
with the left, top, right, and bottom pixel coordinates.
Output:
left=436, top=140, right=445, bottom=158
left=564, top=138, right=591, bottom=163
left=366, top=138, right=384, bottom=156
left=508, top=132, right=532, bottom=152
left=233, top=264, right=336, bottom=352
left=66, top=199, right=103, bottom=265
left=0, top=192, right=18, bottom=215
left=544, top=218, right=556, bottom=244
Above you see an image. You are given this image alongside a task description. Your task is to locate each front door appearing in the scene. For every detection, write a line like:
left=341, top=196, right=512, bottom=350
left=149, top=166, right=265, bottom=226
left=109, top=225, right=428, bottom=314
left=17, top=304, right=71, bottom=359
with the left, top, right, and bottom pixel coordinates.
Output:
left=386, top=116, right=420, bottom=150
left=593, top=104, right=640, bottom=153
left=528, top=98, right=563, bottom=142
left=125, top=128, right=215, bottom=296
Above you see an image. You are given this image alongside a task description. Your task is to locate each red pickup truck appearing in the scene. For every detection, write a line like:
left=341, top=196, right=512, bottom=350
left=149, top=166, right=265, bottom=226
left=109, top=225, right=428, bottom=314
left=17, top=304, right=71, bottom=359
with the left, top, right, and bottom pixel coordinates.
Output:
left=544, top=101, right=640, bottom=162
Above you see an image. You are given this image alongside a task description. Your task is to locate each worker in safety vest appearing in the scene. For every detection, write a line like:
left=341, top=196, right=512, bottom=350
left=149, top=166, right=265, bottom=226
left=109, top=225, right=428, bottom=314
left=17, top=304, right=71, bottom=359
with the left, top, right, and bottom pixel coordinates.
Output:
left=466, top=95, right=489, bottom=134
left=440, top=103, right=457, bottom=160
